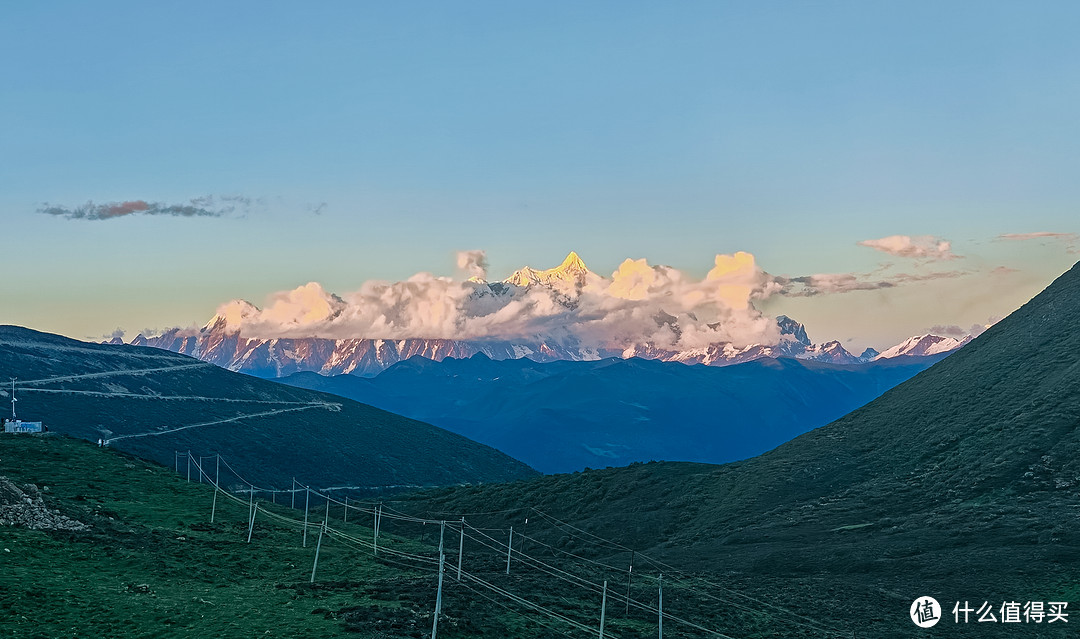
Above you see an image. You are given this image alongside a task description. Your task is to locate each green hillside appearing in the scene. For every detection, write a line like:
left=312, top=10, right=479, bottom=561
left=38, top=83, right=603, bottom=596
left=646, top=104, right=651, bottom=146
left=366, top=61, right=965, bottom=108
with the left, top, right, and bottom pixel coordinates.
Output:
left=395, top=261, right=1080, bottom=636
left=0, top=327, right=535, bottom=491
left=0, top=435, right=804, bottom=638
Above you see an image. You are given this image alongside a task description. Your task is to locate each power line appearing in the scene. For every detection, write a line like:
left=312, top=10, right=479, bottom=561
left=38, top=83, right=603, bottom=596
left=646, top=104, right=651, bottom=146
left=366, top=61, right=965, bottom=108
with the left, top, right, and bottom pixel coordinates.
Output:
left=174, top=450, right=850, bottom=638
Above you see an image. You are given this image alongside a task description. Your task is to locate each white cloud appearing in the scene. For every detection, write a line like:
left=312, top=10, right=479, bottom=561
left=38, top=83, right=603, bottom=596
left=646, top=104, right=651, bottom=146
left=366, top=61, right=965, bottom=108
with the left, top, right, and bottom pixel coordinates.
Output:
left=456, top=250, right=489, bottom=280
left=201, top=251, right=784, bottom=350
left=858, top=235, right=958, bottom=260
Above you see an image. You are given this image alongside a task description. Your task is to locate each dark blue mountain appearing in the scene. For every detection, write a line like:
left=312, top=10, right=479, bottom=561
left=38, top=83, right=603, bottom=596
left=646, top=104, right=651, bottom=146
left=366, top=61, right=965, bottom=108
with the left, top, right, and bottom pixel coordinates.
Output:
left=277, top=354, right=949, bottom=473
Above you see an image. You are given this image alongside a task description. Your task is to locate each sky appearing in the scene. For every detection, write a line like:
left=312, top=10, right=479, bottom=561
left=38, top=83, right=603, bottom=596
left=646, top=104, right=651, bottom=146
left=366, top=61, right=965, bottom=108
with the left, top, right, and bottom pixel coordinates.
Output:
left=2, top=1, right=1078, bottom=352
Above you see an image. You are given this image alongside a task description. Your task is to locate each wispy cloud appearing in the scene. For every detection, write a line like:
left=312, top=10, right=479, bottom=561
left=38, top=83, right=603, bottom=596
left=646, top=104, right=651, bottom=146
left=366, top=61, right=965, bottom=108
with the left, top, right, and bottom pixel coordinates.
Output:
left=780, top=273, right=894, bottom=296
left=998, top=231, right=1078, bottom=253
left=38, top=195, right=254, bottom=221
left=858, top=235, right=959, bottom=260
left=998, top=231, right=1077, bottom=241
left=777, top=269, right=967, bottom=297
left=928, top=315, right=1000, bottom=339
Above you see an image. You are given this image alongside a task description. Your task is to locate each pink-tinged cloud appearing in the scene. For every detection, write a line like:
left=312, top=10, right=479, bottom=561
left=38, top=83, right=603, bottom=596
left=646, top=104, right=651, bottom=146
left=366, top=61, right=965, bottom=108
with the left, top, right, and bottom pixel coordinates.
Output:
left=38, top=195, right=255, bottom=220
left=186, top=251, right=784, bottom=350
left=857, top=235, right=958, bottom=260
left=103, top=201, right=151, bottom=218
left=998, top=232, right=1077, bottom=241
left=998, top=232, right=1078, bottom=253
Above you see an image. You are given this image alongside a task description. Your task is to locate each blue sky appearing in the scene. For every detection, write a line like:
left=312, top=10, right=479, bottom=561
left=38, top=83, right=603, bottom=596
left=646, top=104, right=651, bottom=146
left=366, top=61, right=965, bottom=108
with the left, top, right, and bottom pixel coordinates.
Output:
left=2, top=2, right=1078, bottom=349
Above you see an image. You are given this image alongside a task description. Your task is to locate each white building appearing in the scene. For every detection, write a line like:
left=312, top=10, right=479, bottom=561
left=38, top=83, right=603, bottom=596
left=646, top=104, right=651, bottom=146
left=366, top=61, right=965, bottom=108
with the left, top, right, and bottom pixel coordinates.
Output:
left=2, top=419, right=45, bottom=434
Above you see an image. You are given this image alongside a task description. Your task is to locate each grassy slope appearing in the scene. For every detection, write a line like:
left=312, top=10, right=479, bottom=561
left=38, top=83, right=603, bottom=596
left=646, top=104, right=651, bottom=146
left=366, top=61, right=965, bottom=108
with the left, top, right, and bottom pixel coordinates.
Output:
left=1, top=435, right=805, bottom=639
left=396, top=261, right=1080, bottom=637
left=1, top=435, right=378, bottom=638
left=0, top=326, right=535, bottom=491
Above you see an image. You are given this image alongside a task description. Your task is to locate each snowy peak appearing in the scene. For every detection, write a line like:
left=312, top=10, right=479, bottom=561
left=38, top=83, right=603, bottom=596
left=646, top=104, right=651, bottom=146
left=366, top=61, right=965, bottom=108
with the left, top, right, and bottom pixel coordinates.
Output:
left=204, top=299, right=260, bottom=333
left=859, top=348, right=880, bottom=362
left=874, top=334, right=970, bottom=360
left=557, top=251, right=588, bottom=274
left=798, top=339, right=858, bottom=364
left=777, top=315, right=811, bottom=346
left=504, top=251, right=591, bottom=290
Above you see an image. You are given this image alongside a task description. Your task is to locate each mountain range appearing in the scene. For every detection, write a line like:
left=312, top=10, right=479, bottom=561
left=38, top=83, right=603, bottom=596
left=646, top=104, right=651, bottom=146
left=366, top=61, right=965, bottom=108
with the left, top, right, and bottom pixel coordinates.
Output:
left=125, top=252, right=969, bottom=377
left=278, top=353, right=952, bottom=473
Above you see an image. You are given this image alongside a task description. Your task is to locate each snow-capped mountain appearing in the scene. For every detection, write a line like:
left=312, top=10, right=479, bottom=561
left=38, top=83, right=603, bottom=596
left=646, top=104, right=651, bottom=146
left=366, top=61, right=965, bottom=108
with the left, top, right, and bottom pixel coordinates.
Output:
left=873, top=334, right=973, bottom=360
left=503, top=251, right=591, bottom=290
left=128, top=252, right=972, bottom=377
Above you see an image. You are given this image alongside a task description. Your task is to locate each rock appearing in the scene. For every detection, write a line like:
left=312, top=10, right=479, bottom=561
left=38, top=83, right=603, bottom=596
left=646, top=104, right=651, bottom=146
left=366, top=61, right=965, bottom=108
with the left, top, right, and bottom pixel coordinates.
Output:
left=0, top=476, right=89, bottom=532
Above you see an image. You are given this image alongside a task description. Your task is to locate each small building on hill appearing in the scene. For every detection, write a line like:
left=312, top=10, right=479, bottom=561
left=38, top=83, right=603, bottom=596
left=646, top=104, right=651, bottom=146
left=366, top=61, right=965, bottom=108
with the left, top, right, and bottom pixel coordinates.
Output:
left=2, top=419, right=45, bottom=434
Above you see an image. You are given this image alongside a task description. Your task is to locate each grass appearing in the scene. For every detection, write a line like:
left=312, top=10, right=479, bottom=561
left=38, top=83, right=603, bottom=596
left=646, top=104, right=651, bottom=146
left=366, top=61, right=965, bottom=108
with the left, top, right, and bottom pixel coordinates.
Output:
left=2, top=435, right=786, bottom=639
left=1, top=434, right=430, bottom=638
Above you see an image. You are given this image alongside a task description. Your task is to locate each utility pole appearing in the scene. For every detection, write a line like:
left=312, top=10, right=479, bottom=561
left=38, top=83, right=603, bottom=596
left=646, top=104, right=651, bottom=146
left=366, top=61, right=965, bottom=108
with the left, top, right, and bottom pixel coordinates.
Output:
left=175, top=451, right=180, bottom=474
left=247, top=503, right=258, bottom=543
left=506, top=526, right=513, bottom=575
left=658, top=574, right=663, bottom=639
left=374, top=504, right=381, bottom=555
left=310, top=522, right=325, bottom=583
left=291, top=478, right=296, bottom=509
left=343, top=496, right=348, bottom=523
left=186, top=451, right=191, bottom=482
left=599, top=580, right=608, bottom=639
left=303, top=488, right=310, bottom=547
left=215, top=455, right=220, bottom=487
left=456, top=517, right=465, bottom=581
left=9, top=378, right=16, bottom=420
left=625, top=550, right=635, bottom=615
left=307, top=502, right=329, bottom=582
left=210, top=481, right=218, bottom=523
left=431, top=521, right=445, bottom=639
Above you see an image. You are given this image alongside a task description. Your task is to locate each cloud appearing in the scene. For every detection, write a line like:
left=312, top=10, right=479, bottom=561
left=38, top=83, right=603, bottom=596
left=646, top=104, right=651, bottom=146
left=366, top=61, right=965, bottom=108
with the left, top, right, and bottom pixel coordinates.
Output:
left=189, top=249, right=982, bottom=352
left=929, top=315, right=1000, bottom=339
left=38, top=195, right=254, bottom=220
left=928, top=324, right=969, bottom=338
left=858, top=235, right=959, bottom=260
left=191, top=251, right=784, bottom=351
left=777, top=269, right=966, bottom=297
left=102, top=328, right=126, bottom=341
left=998, top=231, right=1078, bottom=253
left=780, top=273, right=895, bottom=296
left=456, top=250, right=489, bottom=280
left=998, top=232, right=1077, bottom=241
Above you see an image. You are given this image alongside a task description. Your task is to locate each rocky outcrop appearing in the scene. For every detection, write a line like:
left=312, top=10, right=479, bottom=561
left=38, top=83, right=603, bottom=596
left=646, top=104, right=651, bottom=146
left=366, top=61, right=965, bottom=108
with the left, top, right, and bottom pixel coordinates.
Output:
left=0, top=476, right=88, bottom=531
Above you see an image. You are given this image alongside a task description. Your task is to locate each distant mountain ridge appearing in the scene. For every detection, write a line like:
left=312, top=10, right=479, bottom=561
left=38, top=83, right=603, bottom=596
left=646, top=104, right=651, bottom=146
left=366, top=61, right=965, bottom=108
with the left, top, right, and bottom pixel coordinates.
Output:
left=132, top=313, right=966, bottom=378
left=278, top=353, right=952, bottom=473
left=0, top=326, right=535, bottom=490
left=127, top=251, right=970, bottom=377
